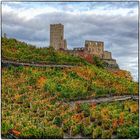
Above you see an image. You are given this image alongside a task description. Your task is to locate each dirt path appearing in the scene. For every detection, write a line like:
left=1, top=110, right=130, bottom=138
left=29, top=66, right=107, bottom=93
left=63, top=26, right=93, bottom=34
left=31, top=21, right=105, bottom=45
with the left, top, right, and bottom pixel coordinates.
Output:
left=2, top=60, right=77, bottom=68
left=69, top=95, right=139, bottom=107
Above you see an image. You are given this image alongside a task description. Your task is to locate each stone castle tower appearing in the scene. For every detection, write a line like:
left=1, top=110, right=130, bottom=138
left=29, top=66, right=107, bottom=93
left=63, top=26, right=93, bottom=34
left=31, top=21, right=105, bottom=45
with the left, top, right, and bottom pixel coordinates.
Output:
left=50, top=23, right=67, bottom=50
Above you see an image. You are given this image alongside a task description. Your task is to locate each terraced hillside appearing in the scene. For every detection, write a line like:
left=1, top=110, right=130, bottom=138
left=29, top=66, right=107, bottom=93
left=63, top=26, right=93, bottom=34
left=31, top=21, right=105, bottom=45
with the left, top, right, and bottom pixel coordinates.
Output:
left=2, top=37, right=88, bottom=65
left=1, top=37, right=139, bottom=138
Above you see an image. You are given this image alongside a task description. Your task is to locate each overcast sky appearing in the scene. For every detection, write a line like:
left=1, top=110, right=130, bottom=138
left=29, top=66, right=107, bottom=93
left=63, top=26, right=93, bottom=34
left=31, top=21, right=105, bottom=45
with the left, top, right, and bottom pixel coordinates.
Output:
left=2, top=2, right=138, bottom=81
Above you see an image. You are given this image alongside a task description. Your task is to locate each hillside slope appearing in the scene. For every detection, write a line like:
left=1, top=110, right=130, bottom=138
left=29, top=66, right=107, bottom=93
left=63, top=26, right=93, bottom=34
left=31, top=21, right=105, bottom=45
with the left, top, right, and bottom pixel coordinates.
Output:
left=1, top=37, right=139, bottom=138
left=2, top=37, right=88, bottom=65
left=2, top=67, right=139, bottom=138
left=2, top=37, right=138, bottom=99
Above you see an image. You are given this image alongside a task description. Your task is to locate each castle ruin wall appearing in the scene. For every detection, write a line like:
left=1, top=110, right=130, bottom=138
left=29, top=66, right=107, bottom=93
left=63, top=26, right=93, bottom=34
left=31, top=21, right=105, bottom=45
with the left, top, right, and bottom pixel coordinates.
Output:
left=50, top=24, right=67, bottom=50
left=84, top=40, right=104, bottom=58
left=103, top=51, right=112, bottom=59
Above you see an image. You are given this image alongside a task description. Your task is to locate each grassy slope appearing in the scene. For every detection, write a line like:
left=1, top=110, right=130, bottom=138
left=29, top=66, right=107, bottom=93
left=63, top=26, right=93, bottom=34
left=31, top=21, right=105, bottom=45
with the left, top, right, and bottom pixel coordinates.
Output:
left=2, top=37, right=138, bottom=97
left=2, top=37, right=88, bottom=65
left=1, top=37, right=139, bottom=138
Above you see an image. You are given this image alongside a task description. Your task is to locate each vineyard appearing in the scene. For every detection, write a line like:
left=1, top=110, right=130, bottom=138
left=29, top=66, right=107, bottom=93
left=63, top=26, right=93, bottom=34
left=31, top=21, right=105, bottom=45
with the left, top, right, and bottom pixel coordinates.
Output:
left=2, top=37, right=88, bottom=66
left=1, top=37, right=139, bottom=138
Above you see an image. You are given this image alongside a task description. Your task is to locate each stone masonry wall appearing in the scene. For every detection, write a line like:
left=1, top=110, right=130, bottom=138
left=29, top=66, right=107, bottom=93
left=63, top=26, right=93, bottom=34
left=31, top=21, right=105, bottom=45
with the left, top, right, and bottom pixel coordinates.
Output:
left=64, top=39, right=67, bottom=49
left=84, top=40, right=104, bottom=58
left=103, top=51, right=112, bottom=59
left=50, top=24, right=67, bottom=50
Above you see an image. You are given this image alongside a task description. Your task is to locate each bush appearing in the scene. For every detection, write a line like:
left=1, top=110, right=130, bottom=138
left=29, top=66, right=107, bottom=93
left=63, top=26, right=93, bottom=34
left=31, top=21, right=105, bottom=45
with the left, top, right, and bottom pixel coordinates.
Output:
left=82, top=117, right=91, bottom=126
left=92, top=126, right=102, bottom=138
left=90, top=110, right=96, bottom=122
left=81, top=125, right=93, bottom=136
left=80, top=103, right=90, bottom=117
left=27, top=76, right=37, bottom=86
left=62, top=119, right=74, bottom=132
left=75, top=102, right=82, bottom=113
left=22, top=126, right=63, bottom=139
left=68, top=71, right=79, bottom=79
left=53, top=116, right=62, bottom=127
left=101, top=129, right=112, bottom=138
left=95, top=87, right=110, bottom=97
left=70, top=124, right=81, bottom=136
left=101, top=119, right=112, bottom=130
left=43, top=126, right=63, bottom=139
left=117, top=125, right=139, bottom=139
left=94, top=111, right=102, bottom=126
left=44, top=81, right=56, bottom=93
left=22, top=127, right=42, bottom=138
left=1, top=121, right=14, bottom=135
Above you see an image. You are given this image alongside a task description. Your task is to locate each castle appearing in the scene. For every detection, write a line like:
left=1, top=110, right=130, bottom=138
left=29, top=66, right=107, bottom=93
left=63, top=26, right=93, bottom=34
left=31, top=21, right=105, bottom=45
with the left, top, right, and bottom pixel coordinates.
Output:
left=50, top=23, right=118, bottom=68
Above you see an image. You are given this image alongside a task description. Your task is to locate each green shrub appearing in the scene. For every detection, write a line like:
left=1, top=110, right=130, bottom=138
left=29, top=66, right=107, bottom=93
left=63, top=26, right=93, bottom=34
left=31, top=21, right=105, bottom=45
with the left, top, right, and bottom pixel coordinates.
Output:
left=62, top=119, right=74, bottom=132
left=81, top=125, right=93, bottom=136
left=61, top=91, right=71, bottom=99
left=90, top=110, right=96, bottom=122
left=19, top=87, right=28, bottom=95
left=27, top=76, right=37, bottom=86
left=94, top=111, right=102, bottom=126
left=101, top=129, right=112, bottom=138
left=95, top=87, right=110, bottom=97
left=117, top=125, right=139, bottom=139
left=92, top=126, right=102, bottom=138
left=22, top=126, right=63, bottom=139
left=56, top=84, right=63, bottom=92
left=80, top=103, right=90, bottom=117
left=128, top=126, right=139, bottom=138
left=53, top=116, right=62, bottom=127
left=43, top=126, right=63, bottom=138
left=1, top=121, right=14, bottom=135
left=70, top=124, right=81, bottom=136
left=44, top=81, right=56, bottom=93
left=68, top=72, right=79, bottom=79
left=102, top=119, right=112, bottom=130
left=82, top=117, right=91, bottom=126
left=22, top=127, right=42, bottom=138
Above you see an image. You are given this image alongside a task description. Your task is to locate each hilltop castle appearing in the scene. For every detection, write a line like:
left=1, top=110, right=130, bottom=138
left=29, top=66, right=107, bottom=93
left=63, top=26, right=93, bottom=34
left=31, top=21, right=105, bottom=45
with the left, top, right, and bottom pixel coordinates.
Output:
left=50, top=23, right=118, bottom=68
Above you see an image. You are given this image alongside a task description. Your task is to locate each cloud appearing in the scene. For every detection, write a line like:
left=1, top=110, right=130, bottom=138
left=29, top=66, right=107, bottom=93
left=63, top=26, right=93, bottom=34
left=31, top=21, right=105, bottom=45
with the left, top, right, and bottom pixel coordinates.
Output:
left=2, top=2, right=138, bottom=81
